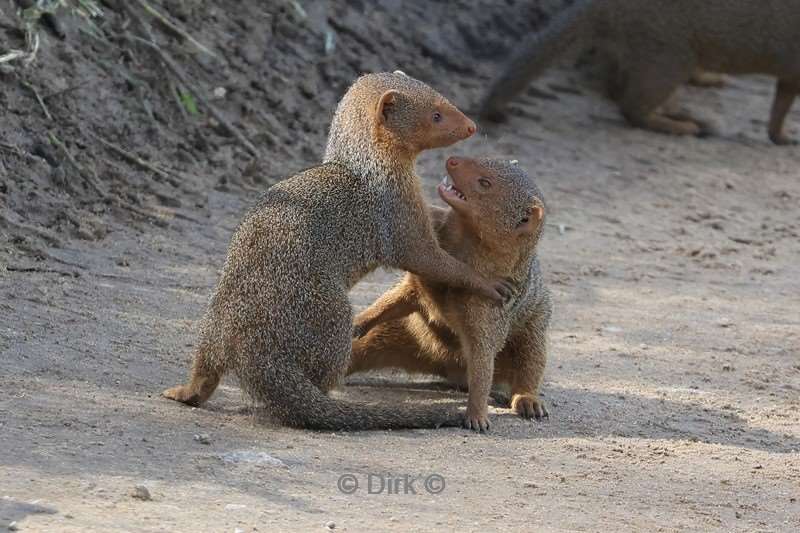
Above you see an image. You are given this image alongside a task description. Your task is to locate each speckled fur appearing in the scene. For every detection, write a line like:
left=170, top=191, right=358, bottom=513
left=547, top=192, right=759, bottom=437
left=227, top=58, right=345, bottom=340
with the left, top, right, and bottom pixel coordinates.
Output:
left=162, top=72, right=494, bottom=430
left=480, top=0, right=800, bottom=144
left=349, top=158, right=552, bottom=431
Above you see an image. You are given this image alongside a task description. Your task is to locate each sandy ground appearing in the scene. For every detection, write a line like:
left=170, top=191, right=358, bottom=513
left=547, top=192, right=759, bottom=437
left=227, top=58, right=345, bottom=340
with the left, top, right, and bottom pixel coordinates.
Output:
left=2, top=56, right=800, bottom=533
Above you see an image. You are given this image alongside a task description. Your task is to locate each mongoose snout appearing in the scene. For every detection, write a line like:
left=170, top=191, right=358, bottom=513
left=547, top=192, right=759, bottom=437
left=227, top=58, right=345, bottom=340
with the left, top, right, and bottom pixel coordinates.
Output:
left=426, top=101, right=476, bottom=148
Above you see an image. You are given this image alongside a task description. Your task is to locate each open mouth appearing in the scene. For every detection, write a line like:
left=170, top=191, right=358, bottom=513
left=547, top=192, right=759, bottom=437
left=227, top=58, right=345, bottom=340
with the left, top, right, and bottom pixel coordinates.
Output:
left=437, top=175, right=466, bottom=202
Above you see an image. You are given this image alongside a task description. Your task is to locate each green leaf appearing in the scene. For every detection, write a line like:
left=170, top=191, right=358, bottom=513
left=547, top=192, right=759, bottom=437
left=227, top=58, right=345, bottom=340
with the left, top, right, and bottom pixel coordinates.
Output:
left=179, top=90, right=199, bottom=115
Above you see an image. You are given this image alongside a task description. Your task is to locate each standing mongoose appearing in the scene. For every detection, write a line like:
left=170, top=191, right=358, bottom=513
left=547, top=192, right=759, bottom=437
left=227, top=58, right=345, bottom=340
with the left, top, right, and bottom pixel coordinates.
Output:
left=349, top=157, right=551, bottom=431
left=162, top=72, right=517, bottom=431
left=480, top=0, right=800, bottom=144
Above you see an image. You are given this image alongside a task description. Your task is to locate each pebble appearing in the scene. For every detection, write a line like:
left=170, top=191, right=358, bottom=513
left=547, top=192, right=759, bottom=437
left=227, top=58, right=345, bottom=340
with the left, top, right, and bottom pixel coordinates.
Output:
left=194, top=434, right=211, bottom=445
left=220, top=450, right=288, bottom=468
left=325, top=521, right=336, bottom=529
left=8, top=522, right=18, bottom=531
left=131, top=485, right=151, bottom=501
left=224, top=504, right=247, bottom=511
left=716, top=317, right=733, bottom=328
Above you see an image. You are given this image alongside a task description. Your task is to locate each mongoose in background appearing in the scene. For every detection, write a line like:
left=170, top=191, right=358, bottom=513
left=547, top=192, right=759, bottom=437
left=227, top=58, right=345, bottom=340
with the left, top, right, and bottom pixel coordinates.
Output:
left=480, top=0, right=800, bottom=144
left=349, top=157, right=551, bottom=431
left=163, top=72, right=517, bottom=431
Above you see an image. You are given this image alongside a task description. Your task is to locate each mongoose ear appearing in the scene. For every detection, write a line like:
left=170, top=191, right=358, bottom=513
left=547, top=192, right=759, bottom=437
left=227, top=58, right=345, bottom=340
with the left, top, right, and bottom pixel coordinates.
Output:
left=376, top=90, right=400, bottom=124
left=533, top=204, right=545, bottom=222
left=517, top=202, right=545, bottom=235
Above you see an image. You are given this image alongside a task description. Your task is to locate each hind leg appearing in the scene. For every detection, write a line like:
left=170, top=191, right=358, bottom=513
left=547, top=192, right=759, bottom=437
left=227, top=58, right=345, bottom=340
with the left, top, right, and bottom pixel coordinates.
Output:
left=163, top=348, right=223, bottom=407
left=769, top=79, right=800, bottom=145
left=349, top=320, right=446, bottom=377
left=618, top=58, right=700, bottom=136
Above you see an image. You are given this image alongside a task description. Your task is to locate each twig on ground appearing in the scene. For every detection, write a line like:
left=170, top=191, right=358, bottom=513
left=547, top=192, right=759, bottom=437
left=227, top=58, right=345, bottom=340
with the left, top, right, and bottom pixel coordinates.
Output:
left=113, top=200, right=168, bottom=227
left=47, top=132, right=107, bottom=197
left=87, top=131, right=176, bottom=183
left=42, top=80, right=90, bottom=101
left=5, top=265, right=79, bottom=277
left=133, top=0, right=219, bottom=59
left=0, top=208, right=63, bottom=246
left=20, top=79, right=52, bottom=120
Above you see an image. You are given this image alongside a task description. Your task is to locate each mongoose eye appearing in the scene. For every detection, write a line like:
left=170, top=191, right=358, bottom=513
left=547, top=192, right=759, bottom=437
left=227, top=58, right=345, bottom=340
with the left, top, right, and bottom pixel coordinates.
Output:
left=432, top=111, right=443, bottom=123
left=478, top=177, right=492, bottom=188
left=518, top=217, right=530, bottom=227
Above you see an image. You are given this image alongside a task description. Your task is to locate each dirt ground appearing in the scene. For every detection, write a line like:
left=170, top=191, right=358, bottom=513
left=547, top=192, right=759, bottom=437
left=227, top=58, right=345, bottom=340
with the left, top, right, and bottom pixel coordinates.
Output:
left=1, top=1, right=799, bottom=532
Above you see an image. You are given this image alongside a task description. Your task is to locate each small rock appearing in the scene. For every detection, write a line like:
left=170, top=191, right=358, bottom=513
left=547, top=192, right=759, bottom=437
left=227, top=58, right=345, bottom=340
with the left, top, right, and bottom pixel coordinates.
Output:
left=8, top=521, right=19, bottom=531
left=220, top=450, right=288, bottom=468
left=213, top=86, right=227, bottom=99
left=234, top=529, right=245, bottom=533
left=523, top=482, right=538, bottom=488
left=224, top=504, right=247, bottom=511
left=194, top=434, right=211, bottom=445
left=722, top=364, right=735, bottom=372
left=131, top=485, right=151, bottom=501
left=325, top=521, right=336, bottom=530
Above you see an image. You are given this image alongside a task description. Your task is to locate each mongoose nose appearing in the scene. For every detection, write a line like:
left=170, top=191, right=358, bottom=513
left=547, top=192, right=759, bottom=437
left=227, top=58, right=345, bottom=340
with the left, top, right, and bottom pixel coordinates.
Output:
left=466, top=121, right=477, bottom=136
left=447, top=157, right=460, bottom=168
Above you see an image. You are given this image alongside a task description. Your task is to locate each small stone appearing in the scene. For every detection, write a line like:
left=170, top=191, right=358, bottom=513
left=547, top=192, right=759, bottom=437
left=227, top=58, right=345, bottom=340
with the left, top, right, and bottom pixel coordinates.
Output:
left=523, top=482, right=538, bottom=488
left=224, top=504, right=247, bottom=511
left=131, top=485, right=151, bottom=501
left=716, top=318, right=733, bottom=328
left=8, top=521, right=19, bottom=531
left=325, top=521, right=336, bottom=530
left=213, top=86, right=227, bottom=99
left=234, top=528, right=245, bottom=533
left=194, top=434, right=211, bottom=445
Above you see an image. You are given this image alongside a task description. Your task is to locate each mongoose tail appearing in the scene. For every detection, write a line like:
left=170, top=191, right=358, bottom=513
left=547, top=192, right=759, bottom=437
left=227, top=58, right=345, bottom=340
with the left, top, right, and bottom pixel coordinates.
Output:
left=480, top=0, right=597, bottom=121
left=253, top=362, right=461, bottom=431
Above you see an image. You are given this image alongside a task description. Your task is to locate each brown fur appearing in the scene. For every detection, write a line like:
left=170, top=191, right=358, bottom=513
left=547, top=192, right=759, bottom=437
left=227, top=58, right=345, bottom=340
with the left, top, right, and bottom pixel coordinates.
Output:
left=480, top=0, right=800, bottom=144
left=162, top=72, right=515, bottom=431
left=349, top=157, right=552, bottom=431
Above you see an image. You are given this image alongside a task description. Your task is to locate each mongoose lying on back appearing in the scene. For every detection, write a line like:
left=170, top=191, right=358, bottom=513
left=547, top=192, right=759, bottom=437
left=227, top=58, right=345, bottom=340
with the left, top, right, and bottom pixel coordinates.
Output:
left=163, top=72, right=517, bottom=431
left=480, top=0, right=800, bottom=144
left=349, top=157, right=551, bottom=431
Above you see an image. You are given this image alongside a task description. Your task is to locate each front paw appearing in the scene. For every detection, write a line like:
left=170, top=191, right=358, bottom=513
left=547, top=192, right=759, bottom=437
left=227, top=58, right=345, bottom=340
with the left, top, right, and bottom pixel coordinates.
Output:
left=479, top=277, right=519, bottom=305
left=463, top=407, right=491, bottom=432
left=511, top=394, right=548, bottom=420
